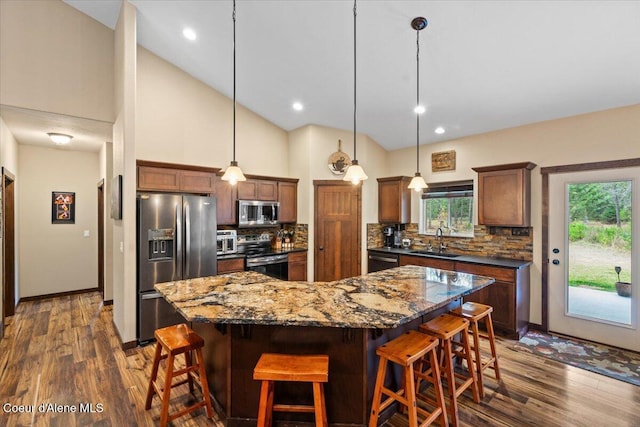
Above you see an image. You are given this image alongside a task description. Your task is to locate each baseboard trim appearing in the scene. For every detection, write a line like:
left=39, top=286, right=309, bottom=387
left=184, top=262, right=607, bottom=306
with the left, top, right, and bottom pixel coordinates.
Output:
left=103, top=299, right=113, bottom=306
left=18, top=287, right=99, bottom=304
left=527, top=322, right=545, bottom=332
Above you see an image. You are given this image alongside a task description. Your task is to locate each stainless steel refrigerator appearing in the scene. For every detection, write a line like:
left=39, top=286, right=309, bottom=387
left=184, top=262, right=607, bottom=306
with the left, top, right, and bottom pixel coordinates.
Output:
left=137, top=193, right=217, bottom=343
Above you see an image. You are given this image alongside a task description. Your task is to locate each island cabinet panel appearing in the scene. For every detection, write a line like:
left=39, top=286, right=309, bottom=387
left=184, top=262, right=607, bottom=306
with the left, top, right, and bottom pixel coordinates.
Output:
left=217, top=257, right=245, bottom=274
left=278, top=181, right=298, bottom=223
left=287, top=251, right=307, bottom=281
left=214, top=177, right=238, bottom=225
left=399, top=254, right=455, bottom=271
left=473, top=162, right=536, bottom=227
left=377, top=176, right=412, bottom=224
left=455, top=262, right=530, bottom=339
left=237, top=179, right=278, bottom=201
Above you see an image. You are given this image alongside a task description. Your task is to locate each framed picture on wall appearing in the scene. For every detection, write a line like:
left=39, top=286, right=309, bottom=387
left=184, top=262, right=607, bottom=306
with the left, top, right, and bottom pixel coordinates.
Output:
left=52, top=191, right=75, bottom=224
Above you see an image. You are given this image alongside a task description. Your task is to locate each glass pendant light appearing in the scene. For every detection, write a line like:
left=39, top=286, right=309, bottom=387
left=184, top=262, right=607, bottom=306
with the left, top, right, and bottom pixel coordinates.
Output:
left=343, top=0, right=368, bottom=185
left=407, top=17, right=428, bottom=192
left=221, top=0, right=247, bottom=185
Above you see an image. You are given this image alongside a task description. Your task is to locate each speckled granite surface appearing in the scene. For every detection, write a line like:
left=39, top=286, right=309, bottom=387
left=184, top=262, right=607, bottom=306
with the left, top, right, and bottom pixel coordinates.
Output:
left=155, top=266, right=494, bottom=329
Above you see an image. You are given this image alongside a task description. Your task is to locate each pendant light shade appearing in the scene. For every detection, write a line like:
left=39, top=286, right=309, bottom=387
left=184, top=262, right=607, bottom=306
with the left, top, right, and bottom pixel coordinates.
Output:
left=408, top=17, right=428, bottom=193
left=221, top=0, right=246, bottom=185
left=343, top=0, right=368, bottom=184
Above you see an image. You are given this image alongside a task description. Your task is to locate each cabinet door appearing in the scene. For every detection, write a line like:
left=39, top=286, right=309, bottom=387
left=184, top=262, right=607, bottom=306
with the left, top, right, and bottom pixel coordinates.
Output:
left=237, top=179, right=278, bottom=201
left=288, top=251, right=307, bottom=281
left=217, top=258, right=245, bottom=274
left=180, top=170, right=216, bottom=193
left=138, top=166, right=180, bottom=191
left=237, top=180, right=258, bottom=200
left=398, top=255, right=455, bottom=271
left=278, top=181, right=298, bottom=223
left=215, top=178, right=238, bottom=225
left=257, top=180, right=278, bottom=201
left=377, top=177, right=411, bottom=224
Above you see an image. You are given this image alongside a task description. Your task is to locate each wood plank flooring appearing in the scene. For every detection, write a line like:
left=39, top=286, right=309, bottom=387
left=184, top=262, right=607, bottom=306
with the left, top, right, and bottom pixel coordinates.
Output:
left=0, top=292, right=638, bottom=426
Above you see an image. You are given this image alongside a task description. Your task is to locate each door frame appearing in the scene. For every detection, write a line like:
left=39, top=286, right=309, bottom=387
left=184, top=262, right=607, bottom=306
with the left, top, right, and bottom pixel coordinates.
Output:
left=540, top=157, right=640, bottom=331
left=2, top=167, right=16, bottom=335
left=97, top=179, right=105, bottom=297
left=313, top=180, right=362, bottom=281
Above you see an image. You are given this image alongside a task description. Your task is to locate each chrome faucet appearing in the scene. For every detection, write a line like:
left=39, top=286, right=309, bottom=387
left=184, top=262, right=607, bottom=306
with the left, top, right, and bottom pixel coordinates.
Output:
left=436, top=227, right=447, bottom=253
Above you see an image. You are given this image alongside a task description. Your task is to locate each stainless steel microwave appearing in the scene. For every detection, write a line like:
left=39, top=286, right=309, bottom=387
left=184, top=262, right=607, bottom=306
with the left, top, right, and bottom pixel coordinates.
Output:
left=238, top=200, right=279, bottom=227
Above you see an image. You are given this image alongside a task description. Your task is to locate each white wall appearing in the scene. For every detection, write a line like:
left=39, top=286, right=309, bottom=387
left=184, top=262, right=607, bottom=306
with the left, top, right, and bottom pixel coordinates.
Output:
left=17, top=144, right=99, bottom=298
left=387, top=104, right=640, bottom=325
left=0, top=0, right=114, bottom=122
left=135, top=47, right=289, bottom=176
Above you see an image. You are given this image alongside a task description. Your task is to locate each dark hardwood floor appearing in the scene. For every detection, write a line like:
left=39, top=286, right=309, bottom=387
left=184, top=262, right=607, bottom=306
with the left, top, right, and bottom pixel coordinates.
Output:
left=0, top=292, right=638, bottom=426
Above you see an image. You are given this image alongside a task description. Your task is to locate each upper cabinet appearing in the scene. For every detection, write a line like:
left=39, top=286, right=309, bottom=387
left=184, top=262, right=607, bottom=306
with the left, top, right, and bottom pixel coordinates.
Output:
left=137, top=161, right=217, bottom=193
left=237, top=179, right=278, bottom=201
left=473, top=162, right=536, bottom=227
left=377, top=176, right=412, bottom=224
left=278, top=181, right=298, bottom=223
left=214, top=177, right=238, bottom=226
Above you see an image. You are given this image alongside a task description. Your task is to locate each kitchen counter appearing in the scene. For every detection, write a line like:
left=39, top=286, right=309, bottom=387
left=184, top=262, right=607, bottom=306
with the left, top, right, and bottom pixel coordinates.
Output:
left=154, top=266, right=494, bottom=329
left=368, top=246, right=531, bottom=269
left=155, top=266, right=494, bottom=426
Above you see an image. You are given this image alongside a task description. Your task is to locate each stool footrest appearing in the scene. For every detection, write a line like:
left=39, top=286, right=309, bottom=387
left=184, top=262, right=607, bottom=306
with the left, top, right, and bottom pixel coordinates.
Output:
left=272, top=403, right=316, bottom=413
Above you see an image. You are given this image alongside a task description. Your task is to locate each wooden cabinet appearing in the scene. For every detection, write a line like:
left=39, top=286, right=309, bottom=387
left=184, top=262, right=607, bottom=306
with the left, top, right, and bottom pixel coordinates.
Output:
left=288, top=251, right=307, bottom=281
left=473, top=162, right=536, bottom=227
left=137, top=164, right=216, bottom=193
left=399, top=255, right=455, bottom=271
left=237, top=179, right=278, bottom=201
left=214, top=177, right=238, bottom=225
left=278, top=181, right=298, bottom=223
left=455, top=262, right=530, bottom=339
left=217, top=257, right=245, bottom=274
left=377, top=176, right=412, bottom=224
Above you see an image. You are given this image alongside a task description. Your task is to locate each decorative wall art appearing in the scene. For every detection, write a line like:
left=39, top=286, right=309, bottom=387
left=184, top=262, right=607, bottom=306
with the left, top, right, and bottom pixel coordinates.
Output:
left=111, top=174, right=123, bottom=220
left=52, top=191, right=75, bottom=224
left=431, top=150, right=456, bottom=172
left=327, top=139, right=351, bottom=175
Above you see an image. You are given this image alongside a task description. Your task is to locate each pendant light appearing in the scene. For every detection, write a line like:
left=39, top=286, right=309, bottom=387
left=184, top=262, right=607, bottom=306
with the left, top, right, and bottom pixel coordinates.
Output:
left=221, top=0, right=247, bottom=185
left=343, top=0, right=368, bottom=185
left=407, top=17, right=429, bottom=192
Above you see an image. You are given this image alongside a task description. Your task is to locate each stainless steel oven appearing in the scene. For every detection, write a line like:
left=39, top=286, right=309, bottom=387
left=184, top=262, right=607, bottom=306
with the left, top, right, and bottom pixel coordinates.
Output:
left=246, top=253, right=288, bottom=280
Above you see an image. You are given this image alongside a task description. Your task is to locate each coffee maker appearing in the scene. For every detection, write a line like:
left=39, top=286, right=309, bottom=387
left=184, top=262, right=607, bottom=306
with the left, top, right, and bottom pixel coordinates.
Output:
left=382, top=226, right=395, bottom=248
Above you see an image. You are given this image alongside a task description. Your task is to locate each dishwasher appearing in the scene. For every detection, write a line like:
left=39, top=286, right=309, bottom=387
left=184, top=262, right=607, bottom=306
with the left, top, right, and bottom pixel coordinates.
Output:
left=367, top=252, right=400, bottom=273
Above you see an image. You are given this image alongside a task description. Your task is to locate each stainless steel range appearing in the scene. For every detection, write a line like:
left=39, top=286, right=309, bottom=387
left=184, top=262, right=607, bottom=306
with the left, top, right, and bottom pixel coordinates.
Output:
left=238, top=234, right=288, bottom=280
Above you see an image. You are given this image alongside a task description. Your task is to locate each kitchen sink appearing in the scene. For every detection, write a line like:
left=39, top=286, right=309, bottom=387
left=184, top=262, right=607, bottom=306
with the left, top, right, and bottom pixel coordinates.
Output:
left=410, top=250, right=460, bottom=258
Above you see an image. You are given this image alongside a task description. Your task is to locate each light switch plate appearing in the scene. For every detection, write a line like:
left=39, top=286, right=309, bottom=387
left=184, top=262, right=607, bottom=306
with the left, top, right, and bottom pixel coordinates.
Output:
left=83, top=230, right=90, bottom=237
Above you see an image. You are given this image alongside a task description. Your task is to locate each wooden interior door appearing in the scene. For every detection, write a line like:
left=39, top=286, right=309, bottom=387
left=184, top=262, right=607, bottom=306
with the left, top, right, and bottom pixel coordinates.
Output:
left=314, top=181, right=361, bottom=281
left=2, top=168, right=16, bottom=328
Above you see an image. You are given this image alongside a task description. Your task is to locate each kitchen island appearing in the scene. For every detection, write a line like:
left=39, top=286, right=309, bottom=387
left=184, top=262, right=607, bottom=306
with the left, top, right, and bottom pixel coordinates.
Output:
left=155, top=265, right=494, bottom=426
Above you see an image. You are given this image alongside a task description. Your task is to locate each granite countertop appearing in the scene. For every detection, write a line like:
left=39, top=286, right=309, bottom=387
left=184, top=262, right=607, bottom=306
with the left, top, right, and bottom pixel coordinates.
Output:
left=155, top=266, right=494, bottom=329
left=368, top=247, right=531, bottom=269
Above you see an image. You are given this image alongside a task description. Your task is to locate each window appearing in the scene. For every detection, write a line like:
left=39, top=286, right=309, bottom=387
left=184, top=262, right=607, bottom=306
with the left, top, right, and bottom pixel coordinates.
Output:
left=419, top=180, right=474, bottom=237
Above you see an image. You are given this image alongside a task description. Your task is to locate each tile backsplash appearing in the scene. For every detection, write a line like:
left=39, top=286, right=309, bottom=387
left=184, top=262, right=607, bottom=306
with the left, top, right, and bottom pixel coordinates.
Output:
left=367, top=223, right=533, bottom=261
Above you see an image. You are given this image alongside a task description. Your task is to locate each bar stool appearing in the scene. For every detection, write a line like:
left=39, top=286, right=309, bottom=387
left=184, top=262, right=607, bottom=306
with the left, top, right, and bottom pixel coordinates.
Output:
left=450, top=302, right=501, bottom=398
left=419, top=314, right=480, bottom=427
left=145, top=323, right=213, bottom=427
left=369, top=330, right=448, bottom=427
left=253, top=353, right=329, bottom=427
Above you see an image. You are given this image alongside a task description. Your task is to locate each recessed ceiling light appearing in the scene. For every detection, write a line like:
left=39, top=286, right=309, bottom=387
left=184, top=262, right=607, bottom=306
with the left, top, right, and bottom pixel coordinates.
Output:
left=182, top=28, right=197, bottom=41
left=434, top=126, right=445, bottom=135
left=292, top=102, right=304, bottom=111
left=47, top=132, right=73, bottom=145
left=414, top=105, right=426, bottom=114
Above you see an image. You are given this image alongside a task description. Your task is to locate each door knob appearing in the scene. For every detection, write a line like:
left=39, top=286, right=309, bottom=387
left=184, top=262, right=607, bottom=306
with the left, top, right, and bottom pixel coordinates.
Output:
left=552, top=259, right=560, bottom=265
left=319, top=246, right=324, bottom=251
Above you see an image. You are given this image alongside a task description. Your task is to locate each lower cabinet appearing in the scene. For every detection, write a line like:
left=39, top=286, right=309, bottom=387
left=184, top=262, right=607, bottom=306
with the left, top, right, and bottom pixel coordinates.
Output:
left=399, top=255, right=455, bottom=271
left=217, top=257, right=245, bottom=274
left=455, top=262, right=530, bottom=340
left=288, top=251, right=307, bottom=281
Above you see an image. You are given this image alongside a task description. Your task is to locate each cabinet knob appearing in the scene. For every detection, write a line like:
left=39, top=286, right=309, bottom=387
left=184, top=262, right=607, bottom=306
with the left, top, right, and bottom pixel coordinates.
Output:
left=319, top=246, right=324, bottom=251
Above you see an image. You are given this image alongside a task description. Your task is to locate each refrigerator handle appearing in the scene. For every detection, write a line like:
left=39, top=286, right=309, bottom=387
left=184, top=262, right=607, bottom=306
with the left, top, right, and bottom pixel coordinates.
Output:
left=175, top=202, right=183, bottom=276
left=184, top=201, right=191, bottom=278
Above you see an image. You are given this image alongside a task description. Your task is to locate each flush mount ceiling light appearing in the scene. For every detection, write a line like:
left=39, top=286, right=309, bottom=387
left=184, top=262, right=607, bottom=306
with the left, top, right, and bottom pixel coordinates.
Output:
left=221, top=0, right=247, bottom=186
left=343, top=0, right=368, bottom=185
left=407, top=17, right=429, bottom=193
left=435, top=126, right=445, bottom=135
left=292, top=102, right=304, bottom=111
left=47, top=132, right=73, bottom=145
left=182, top=27, right=197, bottom=41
